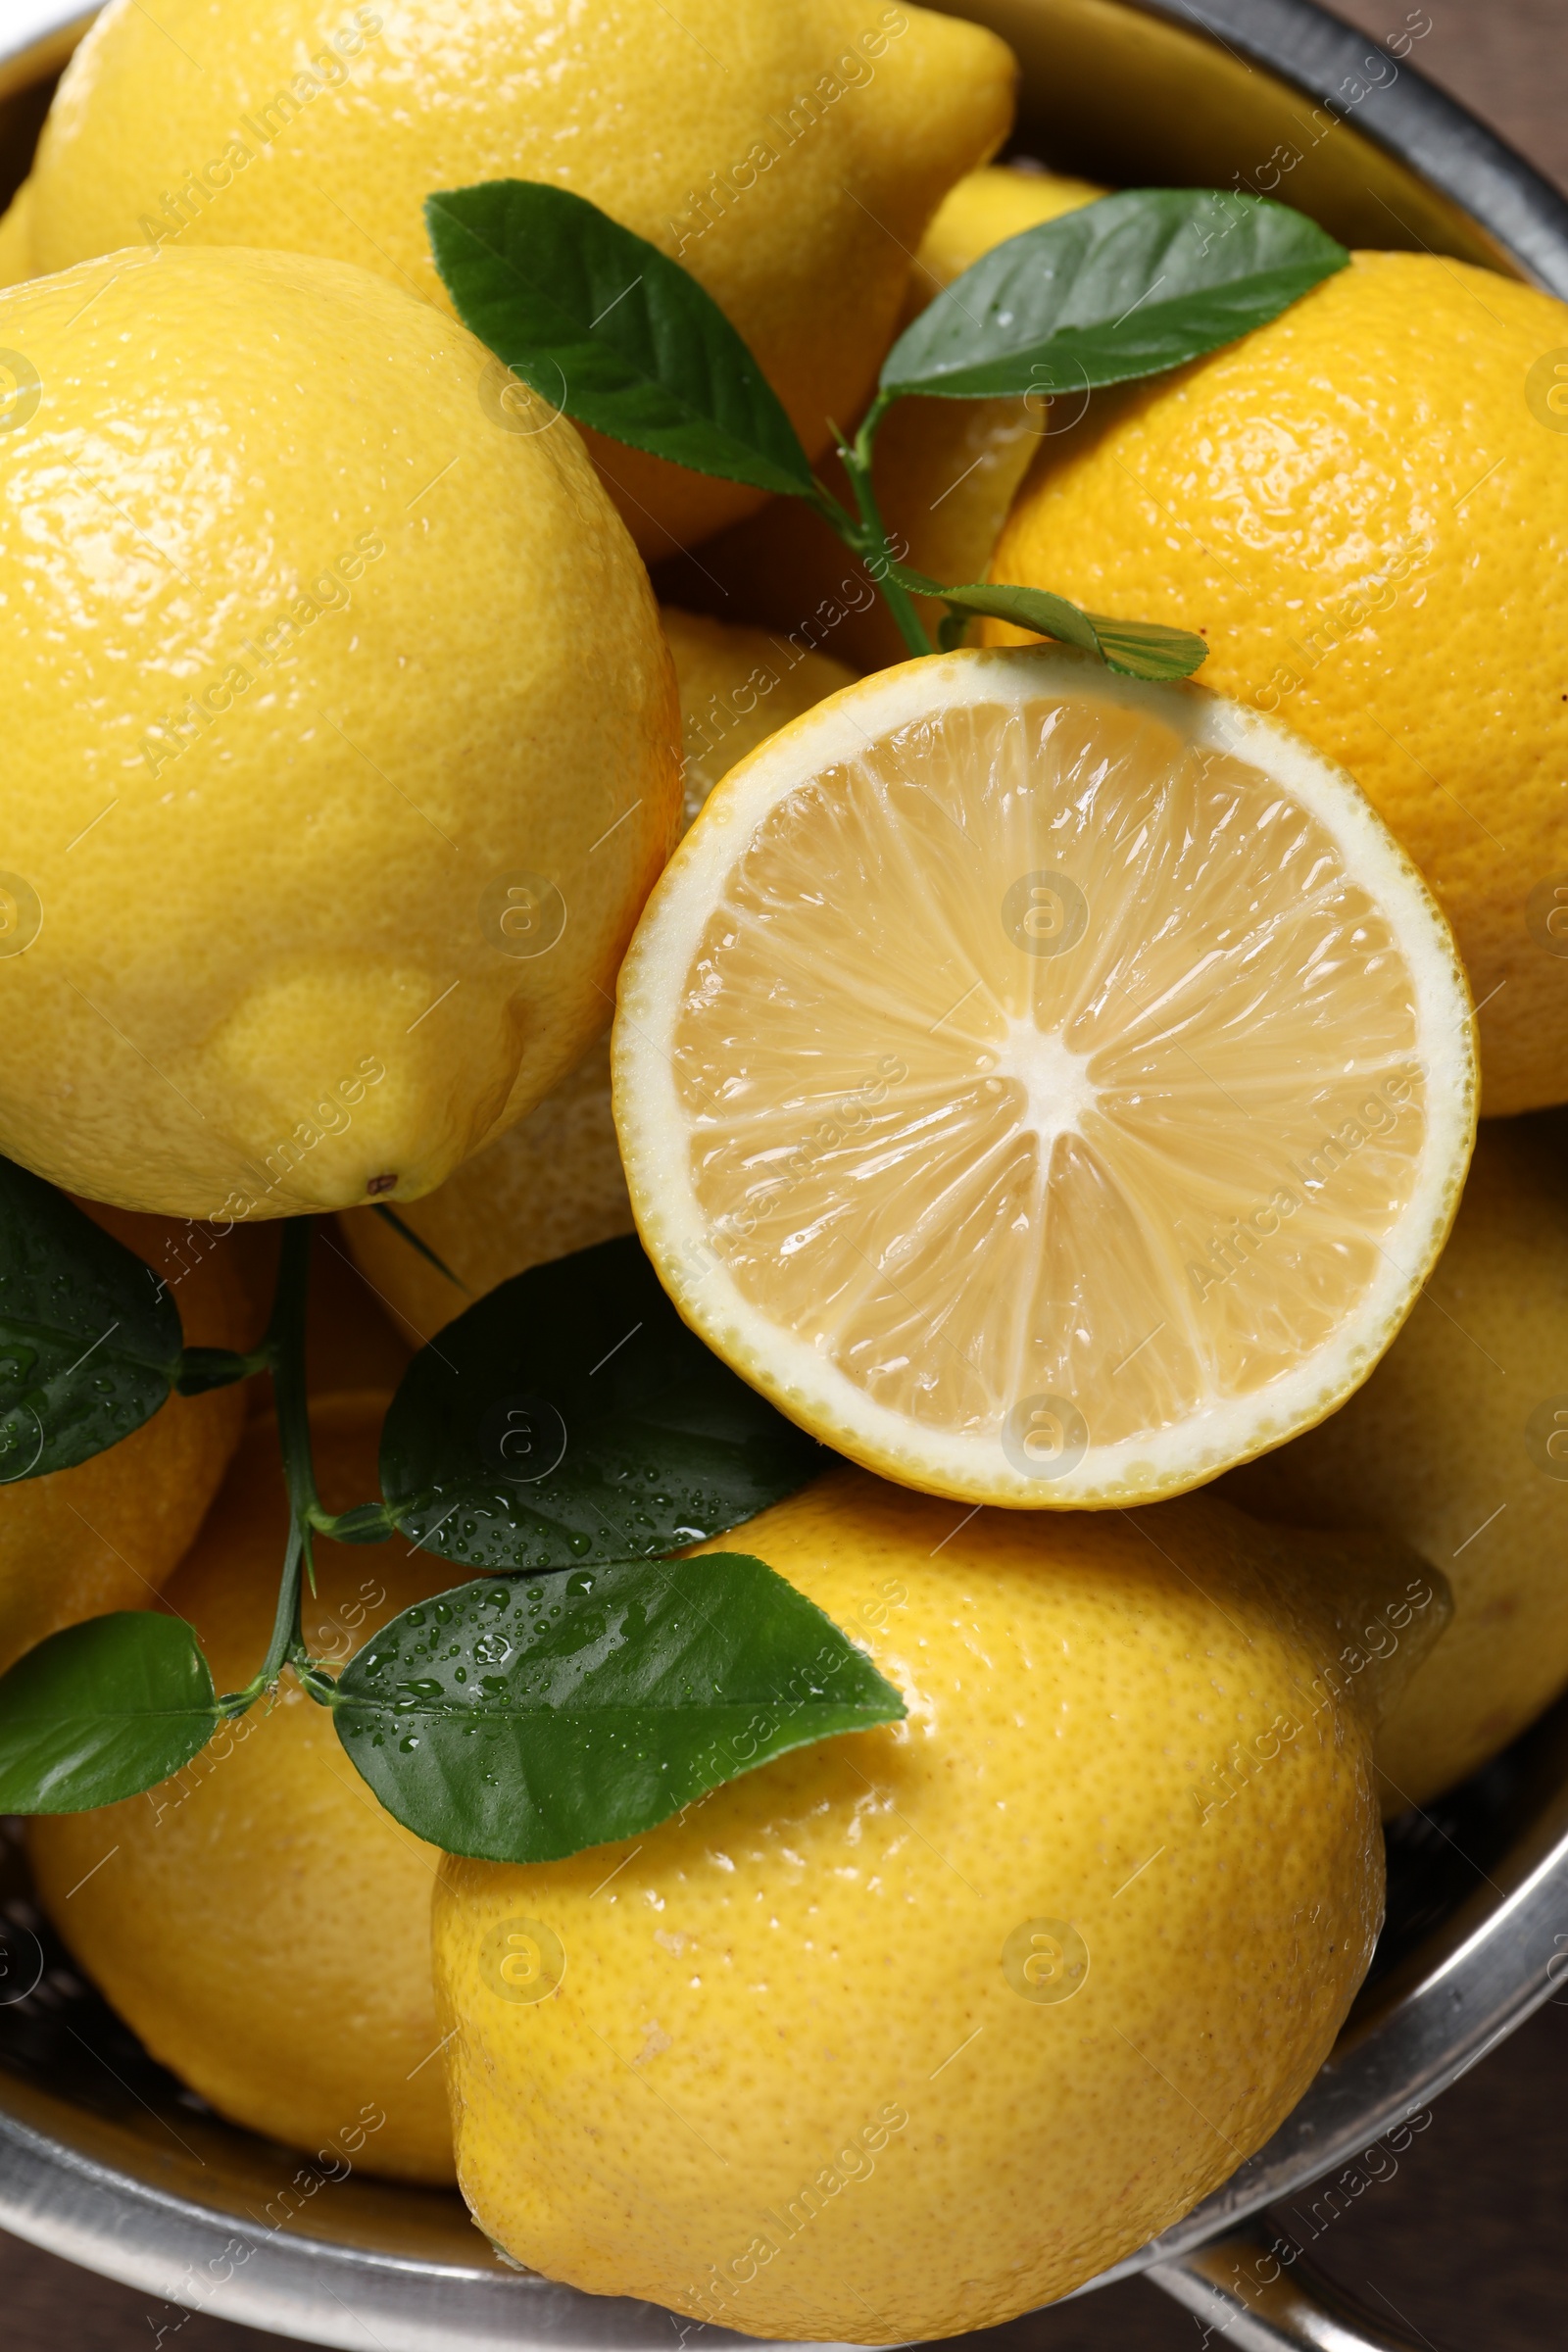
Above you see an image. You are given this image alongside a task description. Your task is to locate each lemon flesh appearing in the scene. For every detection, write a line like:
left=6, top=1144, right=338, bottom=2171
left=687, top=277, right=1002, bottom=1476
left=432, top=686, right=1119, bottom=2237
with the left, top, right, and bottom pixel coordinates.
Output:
left=614, top=648, right=1476, bottom=1506
left=435, top=1469, right=1441, bottom=2336
left=0, top=246, right=678, bottom=1219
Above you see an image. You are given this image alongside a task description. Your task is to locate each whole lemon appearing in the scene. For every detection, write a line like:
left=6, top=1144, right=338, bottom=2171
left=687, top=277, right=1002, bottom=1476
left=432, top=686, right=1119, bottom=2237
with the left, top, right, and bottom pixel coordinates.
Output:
left=657, top=163, right=1103, bottom=669
left=910, top=161, right=1106, bottom=295
left=0, top=245, right=678, bottom=1221
left=31, top=1395, right=456, bottom=2181
left=989, top=250, right=1568, bottom=1114
left=0, top=1204, right=257, bottom=1677
left=434, top=1469, right=1446, bottom=2336
left=338, top=608, right=857, bottom=1338
left=662, top=609, right=859, bottom=830
left=1224, top=1110, right=1568, bottom=1810
left=23, top=0, right=1015, bottom=558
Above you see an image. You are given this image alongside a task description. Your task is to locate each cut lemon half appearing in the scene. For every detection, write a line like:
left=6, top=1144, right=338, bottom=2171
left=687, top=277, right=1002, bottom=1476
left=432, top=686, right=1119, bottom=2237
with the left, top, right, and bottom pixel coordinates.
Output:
left=612, top=648, right=1476, bottom=1507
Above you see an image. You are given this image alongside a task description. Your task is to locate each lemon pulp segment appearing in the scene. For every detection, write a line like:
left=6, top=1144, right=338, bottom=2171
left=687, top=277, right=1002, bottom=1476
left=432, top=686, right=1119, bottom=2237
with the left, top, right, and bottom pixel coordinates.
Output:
left=616, top=649, right=1475, bottom=1505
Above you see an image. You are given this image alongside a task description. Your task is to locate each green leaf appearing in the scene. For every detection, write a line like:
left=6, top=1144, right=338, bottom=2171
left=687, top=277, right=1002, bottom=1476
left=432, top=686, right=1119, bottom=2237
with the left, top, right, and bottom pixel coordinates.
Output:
left=333, top=1555, right=905, bottom=1861
left=380, top=1234, right=826, bottom=1571
left=0, top=1613, right=218, bottom=1811
left=1078, top=612, right=1212, bottom=682
left=880, top=189, right=1348, bottom=402
left=426, top=180, right=815, bottom=498
left=888, top=566, right=1208, bottom=683
left=0, top=1155, right=182, bottom=1481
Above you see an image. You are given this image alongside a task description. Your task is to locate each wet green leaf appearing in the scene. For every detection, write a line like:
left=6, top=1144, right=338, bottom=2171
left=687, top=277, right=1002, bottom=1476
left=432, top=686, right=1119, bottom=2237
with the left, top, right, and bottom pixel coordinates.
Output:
left=427, top=180, right=815, bottom=497
left=0, top=1156, right=181, bottom=1480
left=881, top=189, right=1348, bottom=401
left=0, top=1613, right=218, bottom=1811
left=380, top=1234, right=826, bottom=1573
left=333, top=1554, right=904, bottom=1861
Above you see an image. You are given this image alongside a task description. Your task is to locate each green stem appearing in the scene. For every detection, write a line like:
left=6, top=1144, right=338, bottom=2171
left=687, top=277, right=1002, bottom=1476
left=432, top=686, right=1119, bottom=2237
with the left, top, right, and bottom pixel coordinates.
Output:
left=213, top=1217, right=382, bottom=1715
left=270, top=1218, right=323, bottom=1541
left=851, top=388, right=897, bottom=477
left=245, top=1518, right=307, bottom=1700
left=216, top=1219, right=318, bottom=1712
left=837, top=415, right=934, bottom=661
left=791, top=392, right=936, bottom=661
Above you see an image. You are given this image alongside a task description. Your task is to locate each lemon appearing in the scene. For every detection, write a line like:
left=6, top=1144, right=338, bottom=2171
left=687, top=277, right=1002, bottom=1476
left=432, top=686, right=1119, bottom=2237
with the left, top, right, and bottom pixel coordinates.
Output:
left=669, top=163, right=1104, bottom=670
left=0, top=245, right=679, bottom=1222
left=434, top=1468, right=1446, bottom=2334
left=338, top=609, right=857, bottom=1339
left=910, top=161, right=1106, bottom=295
left=613, top=645, right=1476, bottom=1508
left=662, top=610, right=859, bottom=831
left=23, top=0, right=1014, bottom=559
left=989, top=250, right=1568, bottom=1115
left=0, top=180, right=31, bottom=287
left=0, top=1204, right=256, bottom=1677
left=31, top=1395, right=456, bottom=2181
left=1224, top=1110, right=1568, bottom=1809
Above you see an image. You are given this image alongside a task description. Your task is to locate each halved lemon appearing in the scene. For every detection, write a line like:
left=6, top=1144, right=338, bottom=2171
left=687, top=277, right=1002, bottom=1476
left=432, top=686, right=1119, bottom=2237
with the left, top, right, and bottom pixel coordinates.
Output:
left=612, top=648, right=1476, bottom=1507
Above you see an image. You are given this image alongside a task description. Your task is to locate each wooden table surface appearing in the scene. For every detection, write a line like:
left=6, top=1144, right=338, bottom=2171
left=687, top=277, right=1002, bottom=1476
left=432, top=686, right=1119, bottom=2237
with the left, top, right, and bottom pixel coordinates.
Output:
left=2, top=0, right=1565, bottom=2344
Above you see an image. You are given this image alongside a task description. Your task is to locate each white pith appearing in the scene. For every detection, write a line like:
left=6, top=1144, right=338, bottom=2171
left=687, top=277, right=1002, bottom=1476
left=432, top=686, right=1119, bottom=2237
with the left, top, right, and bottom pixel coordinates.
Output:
left=996, top=1021, right=1098, bottom=1159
